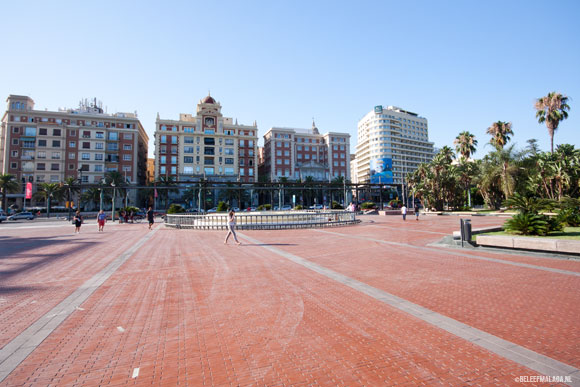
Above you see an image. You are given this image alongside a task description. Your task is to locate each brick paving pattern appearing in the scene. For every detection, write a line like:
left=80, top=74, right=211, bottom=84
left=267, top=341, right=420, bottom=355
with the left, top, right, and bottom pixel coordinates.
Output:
left=0, top=216, right=578, bottom=386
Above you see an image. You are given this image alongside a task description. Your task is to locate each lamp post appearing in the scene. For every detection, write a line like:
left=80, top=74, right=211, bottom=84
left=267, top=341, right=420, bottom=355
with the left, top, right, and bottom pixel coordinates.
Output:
left=111, top=182, right=116, bottom=222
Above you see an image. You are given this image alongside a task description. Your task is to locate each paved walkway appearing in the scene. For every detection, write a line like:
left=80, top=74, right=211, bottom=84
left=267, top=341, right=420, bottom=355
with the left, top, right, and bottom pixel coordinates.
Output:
left=0, top=216, right=578, bottom=385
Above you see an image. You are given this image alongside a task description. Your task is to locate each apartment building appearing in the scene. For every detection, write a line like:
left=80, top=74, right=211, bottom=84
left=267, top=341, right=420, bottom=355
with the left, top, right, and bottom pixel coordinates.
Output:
left=154, top=95, right=258, bottom=182
left=355, top=105, right=434, bottom=186
left=261, top=122, right=350, bottom=182
left=0, top=95, right=148, bottom=204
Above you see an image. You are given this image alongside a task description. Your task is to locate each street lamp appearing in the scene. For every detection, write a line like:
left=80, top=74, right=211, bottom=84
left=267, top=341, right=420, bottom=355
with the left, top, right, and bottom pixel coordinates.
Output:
left=111, top=182, right=116, bottom=222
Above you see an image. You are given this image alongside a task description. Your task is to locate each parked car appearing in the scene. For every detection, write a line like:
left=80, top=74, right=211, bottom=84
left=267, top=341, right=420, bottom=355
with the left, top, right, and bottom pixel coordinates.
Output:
left=245, top=207, right=257, bottom=212
left=281, top=205, right=292, bottom=211
left=0, top=211, right=7, bottom=223
left=8, top=212, right=36, bottom=221
left=309, top=204, right=324, bottom=210
left=231, top=207, right=240, bottom=212
left=207, top=207, right=218, bottom=213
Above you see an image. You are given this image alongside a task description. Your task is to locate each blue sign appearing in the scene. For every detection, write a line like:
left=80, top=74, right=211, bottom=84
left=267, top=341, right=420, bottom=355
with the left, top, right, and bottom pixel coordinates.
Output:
left=374, top=105, right=383, bottom=114
left=370, top=158, right=393, bottom=184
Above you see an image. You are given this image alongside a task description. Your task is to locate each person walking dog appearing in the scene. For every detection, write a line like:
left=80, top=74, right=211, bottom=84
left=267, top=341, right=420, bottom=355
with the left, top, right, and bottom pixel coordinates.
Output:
left=224, top=209, right=241, bottom=245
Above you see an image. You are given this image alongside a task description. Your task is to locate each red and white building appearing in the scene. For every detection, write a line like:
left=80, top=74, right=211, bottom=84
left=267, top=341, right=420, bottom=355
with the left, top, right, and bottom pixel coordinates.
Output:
left=260, top=122, right=350, bottom=182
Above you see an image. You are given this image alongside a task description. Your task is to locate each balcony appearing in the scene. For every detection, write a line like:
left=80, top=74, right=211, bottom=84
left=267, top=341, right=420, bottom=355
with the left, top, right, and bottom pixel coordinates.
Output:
left=21, top=155, right=34, bottom=160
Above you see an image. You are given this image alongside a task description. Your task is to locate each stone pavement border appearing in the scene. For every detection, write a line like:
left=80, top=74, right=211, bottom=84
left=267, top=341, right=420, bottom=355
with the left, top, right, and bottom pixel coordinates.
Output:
left=0, top=226, right=161, bottom=383
left=316, top=229, right=580, bottom=277
left=238, top=232, right=580, bottom=383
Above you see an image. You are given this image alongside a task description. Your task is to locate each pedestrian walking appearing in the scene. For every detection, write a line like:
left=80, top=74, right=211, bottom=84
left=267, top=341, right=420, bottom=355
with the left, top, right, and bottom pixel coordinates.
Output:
left=401, top=204, right=407, bottom=221
left=224, top=209, right=241, bottom=245
left=414, top=204, right=420, bottom=221
left=97, top=210, right=107, bottom=232
left=147, top=206, right=154, bottom=230
left=73, top=210, right=83, bottom=234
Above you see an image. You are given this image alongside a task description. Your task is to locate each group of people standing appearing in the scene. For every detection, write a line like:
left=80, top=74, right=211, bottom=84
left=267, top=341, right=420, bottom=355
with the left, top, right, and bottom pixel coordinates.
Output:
left=72, top=207, right=156, bottom=233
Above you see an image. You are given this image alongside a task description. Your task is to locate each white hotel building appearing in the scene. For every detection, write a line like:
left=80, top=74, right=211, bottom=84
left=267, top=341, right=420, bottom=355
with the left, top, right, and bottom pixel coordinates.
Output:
left=355, top=105, right=434, bottom=186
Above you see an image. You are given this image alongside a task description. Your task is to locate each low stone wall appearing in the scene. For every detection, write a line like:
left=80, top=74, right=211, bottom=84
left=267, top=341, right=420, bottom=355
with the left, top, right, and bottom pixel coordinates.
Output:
left=476, top=235, right=580, bottom=255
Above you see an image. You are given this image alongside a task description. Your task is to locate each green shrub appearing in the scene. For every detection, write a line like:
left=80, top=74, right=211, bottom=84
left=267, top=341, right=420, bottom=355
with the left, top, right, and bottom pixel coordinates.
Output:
left=331, top=201, right=343, bottom=209
left=504, top=213, right=548, bottom=236
left=557, top=208, right=580, bottom=227
left=264, top=204, right=272, bottom=210
left=388, top=199, right=401, bottom=208
left=167, top=204, right=185, bottom=214
left=257, top=205, right=264, bottom=211
left=217, top=201, right=228, bottom=212
left=503, top=193, right=554, bottom=214
left=361, top=201, right=375, bottom=209
left=294, top=205, right=303, bottom=210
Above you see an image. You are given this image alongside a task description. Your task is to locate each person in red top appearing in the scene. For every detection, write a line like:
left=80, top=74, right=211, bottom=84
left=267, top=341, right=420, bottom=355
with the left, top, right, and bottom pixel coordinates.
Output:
left=97, top=210, right=107, bottom=232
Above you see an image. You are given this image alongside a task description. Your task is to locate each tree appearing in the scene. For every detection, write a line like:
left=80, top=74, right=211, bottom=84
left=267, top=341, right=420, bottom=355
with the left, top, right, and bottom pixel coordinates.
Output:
left=486, top=121, right=513, bottom=150
left=61, top=177, right=80, bottom=220
left=33, top=183, right=64, bottom=218
left=453, top=131, right=478, bottom=161
left=0, top=174, right=20, bottom=211
left=155, top=175, right=178, bottom=208
left=535, top=92, right=570, bottom=153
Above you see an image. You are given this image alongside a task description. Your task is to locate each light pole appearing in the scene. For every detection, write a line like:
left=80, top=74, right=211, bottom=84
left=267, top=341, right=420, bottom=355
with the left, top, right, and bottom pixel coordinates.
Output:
left=77, top=167, right=83, bottom=212
left=111, top=182, right=116, bottom=222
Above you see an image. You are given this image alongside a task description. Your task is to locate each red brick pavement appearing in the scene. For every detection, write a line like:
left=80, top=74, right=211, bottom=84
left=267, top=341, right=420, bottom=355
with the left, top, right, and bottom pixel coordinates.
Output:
left=0, top=217, right=577, bottom=386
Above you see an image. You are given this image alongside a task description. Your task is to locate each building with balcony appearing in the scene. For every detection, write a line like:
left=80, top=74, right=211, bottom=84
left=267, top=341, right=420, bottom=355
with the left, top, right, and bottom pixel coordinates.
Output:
left=154, top=95, right=258, bottom=183
left=260, top=122, right=350, bottom=182
left=0, top=95, right=148, bottom=207
left=355, top=105, right=434, bottom=189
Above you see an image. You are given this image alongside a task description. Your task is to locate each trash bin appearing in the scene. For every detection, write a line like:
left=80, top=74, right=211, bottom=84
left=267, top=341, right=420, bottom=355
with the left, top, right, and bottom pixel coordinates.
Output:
left=462, top=219, right=472, bottom=243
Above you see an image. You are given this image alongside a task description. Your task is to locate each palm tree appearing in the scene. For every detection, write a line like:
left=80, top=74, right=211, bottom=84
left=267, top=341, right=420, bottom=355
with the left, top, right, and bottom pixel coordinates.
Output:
left=61, top=177, right=80, bottom=220
left=534, top=92, right=570, bottom=153
left=155, top=175, right=178, bottom=209
left=453, top=131, right=478, bottom=161
left=1, top=174, right=20, bottom=211
left=486, top=121, right=513, bottom=150
left=33, top=183, right=64, bottom=218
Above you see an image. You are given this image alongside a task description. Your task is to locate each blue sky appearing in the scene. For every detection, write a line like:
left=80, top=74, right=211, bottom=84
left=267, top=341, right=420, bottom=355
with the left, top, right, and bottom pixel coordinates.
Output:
left=1, top=0, right=578, bottom=158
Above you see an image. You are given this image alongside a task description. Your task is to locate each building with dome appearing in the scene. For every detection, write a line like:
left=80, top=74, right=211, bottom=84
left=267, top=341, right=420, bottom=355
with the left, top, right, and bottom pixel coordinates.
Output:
left=260, top=122, right=350, bottom=182
left=153, top=95, right=258, bottom=183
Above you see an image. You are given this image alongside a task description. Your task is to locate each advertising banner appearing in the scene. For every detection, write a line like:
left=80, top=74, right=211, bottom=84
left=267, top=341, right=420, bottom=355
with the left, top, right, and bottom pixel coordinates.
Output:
left=25, top=182, right=33, bottom=199
left=370, top=158, right=393, bottom=184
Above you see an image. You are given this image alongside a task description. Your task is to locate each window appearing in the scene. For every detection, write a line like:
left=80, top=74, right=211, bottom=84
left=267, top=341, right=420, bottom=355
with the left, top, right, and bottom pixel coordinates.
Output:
left=248, top=168, right=254, bottom=176
left=284, top=159, right=289, bottom=165
left=69, top=141, right=76, bottom=147
left=276, top=159, right=282, bottom=165
left=184, top=137, right=194, bottom=143
left=96, top=132, right=104, bottom=139
left=184, top=156, right=194, bottom=163
left=204, top=167, right=214, bottom=175
left=225, top=158, right=234, bottom=164
left=53, top=129, right=61, bottom=136
left=204, top=129, right=215, bottom=135
left=95, top=143, right=104, bottom=150
left=204, top=137, right=215, bottom=145
left=107, top=143, right=118, bottom=151
left=124, top=133, right=133, bottom=140
left=160, top=146, right=166, bottom=154
left=239, top=149, right=245, bottom=157
left=11, top=150, right=18, bottom=157
left=224, top=148, right=234, bottom=155
left=225, top=139, right=234, bottom=146
left=297, top=146, right=302, bottom=151
left=82, top=153, right=90, bottom=160
left=12, top=127, right=20, bottom=134
left=284, top=150, right=289, bottom=156
left=51, top=163, right=60, bottom=171
left=82, top=142, right=90, bottom=149
left=108, top=132, right=118, bottom=141
left=160, top=166, right=166, bottom=174
left=25, top=127, right=36, bottom=136
left=239, top=168, right=245, bottom=176
left=160, top=135, right=167, bottom=144
left=94, top=165, right=103, bottom=172
left=123, top=144, right=132, bottom=151
left=82, top=131, right=91, bottom=138
left=276, top=150, right=282, bottom=156
left=123, top=154, right=132, bottom=161
left=184, top=146, right=194, bottom=153
left=204, top=157, right=214, bottom=165
left=68, top=153, right=75, bottom=159
left=52, top=152, right=61, bottom=159
left=248, top=140, right=254, bottom=147
left=170, top=156, right=176, bottom=164
left=171, top=137, right=177, bottom=144
left=239, top=159, right=245, bottom=166
left=239, top=139, right=245, bottom=147
left=37, top=163, right=45, bottom=170
left=160, top=156, right=166, bottom=164
left=95, top=154, right=103, bottom=161
left=12, top=138, right=19, bottom=145
left=184, top=166, right=194, bottom=174
left=225, top=167, right=234, bottom=175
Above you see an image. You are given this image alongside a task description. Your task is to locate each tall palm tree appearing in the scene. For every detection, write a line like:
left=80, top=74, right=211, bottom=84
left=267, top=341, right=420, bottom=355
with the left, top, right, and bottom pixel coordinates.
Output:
left=1, top=174, right=20, bottom=211
left=534, top=92, right=570, bottom=153
left=61, top=177, right=80, bottom=220
left=486, top=121, right=513, bottom=150
left=33, top=182, right=64, bottom=218
left=155, top=175, right=178, bottom=209
left=453, top=131, right=478, bottom=161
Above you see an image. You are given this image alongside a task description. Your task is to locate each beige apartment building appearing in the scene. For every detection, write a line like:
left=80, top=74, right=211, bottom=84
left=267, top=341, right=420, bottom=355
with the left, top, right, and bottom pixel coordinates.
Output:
left=260, top=122, right=350, bottom=182
left=0, top=95, right=148, bottom=206
left=154, top=95, right=258, bottom=182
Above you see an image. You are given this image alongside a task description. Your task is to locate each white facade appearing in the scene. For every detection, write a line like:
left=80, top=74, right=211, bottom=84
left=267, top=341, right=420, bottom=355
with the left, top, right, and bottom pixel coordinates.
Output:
left=355, top=105, right=434, bottom=185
